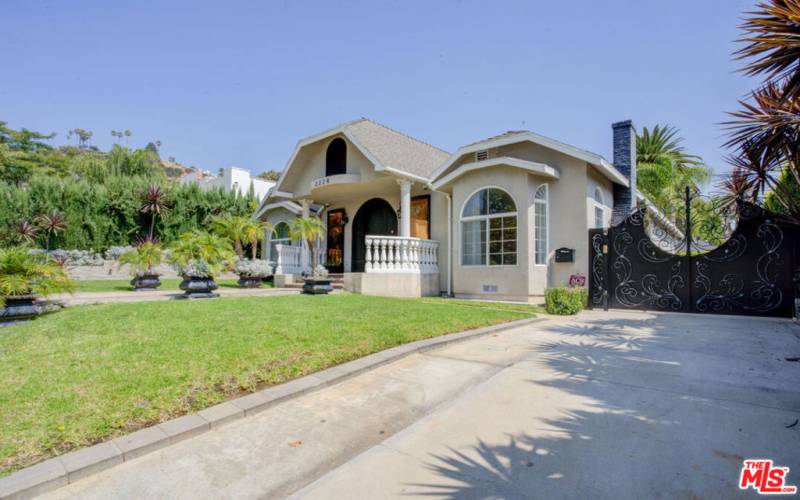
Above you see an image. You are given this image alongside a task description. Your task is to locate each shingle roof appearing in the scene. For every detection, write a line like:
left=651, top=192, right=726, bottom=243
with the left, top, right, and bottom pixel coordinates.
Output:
left=344, top=119, right=450, bottom=179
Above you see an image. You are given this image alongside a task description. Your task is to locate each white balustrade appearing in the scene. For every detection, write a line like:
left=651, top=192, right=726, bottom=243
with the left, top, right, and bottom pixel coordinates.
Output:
left=364, top=236, right=439, bottom=274
left=274, top=244, right=303, bottom=275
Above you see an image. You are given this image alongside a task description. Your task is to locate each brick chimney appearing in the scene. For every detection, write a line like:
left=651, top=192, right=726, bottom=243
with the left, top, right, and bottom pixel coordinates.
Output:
left=611, top=120, right=637, bottom=224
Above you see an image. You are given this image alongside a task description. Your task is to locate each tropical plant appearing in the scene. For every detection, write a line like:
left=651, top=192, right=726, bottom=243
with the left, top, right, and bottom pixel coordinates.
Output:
left=636, top=125, right=711, bottom=217
left=119, top=240, right=164, bottom=277
left=13, top=219, right=38, bottom=245
left=290, top=216, right=326, bottom=276
left=245, top=220, right=273, bottom=260
left=35, top=210, right=67, bottom=251
left=0, top=247, right=75, bottom=303
left=724, top=0, right=800, bottom=222
left=140, top=184, right=168, bottom=239
left=168, top=230, right=234, bottom=278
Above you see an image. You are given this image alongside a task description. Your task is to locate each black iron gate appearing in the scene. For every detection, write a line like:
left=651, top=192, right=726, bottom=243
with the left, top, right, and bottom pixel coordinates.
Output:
left=588, top=195, right=799, bottom=318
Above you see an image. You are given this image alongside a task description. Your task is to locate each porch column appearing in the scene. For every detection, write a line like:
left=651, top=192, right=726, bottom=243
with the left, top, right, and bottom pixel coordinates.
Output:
left=398, top=179, right=413, bottom=238
left=300, top=199, right=311, bottom=218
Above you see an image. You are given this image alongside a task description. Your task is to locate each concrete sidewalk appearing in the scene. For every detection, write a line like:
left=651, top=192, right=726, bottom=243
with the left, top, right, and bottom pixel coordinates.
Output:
left=41, top=311, right=800, bottom=499
left=47, top=286, right=305, bottom=306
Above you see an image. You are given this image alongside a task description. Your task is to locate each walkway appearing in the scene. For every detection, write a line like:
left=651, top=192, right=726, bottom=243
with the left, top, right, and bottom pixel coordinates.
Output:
left=41, top=310, right=800, bottom=499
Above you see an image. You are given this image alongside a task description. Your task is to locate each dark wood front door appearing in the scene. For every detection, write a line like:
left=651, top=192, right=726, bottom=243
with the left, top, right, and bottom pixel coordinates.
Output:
left=326, top=209, right=346, bottom=273
left=351, top=198, right=397, bottom=272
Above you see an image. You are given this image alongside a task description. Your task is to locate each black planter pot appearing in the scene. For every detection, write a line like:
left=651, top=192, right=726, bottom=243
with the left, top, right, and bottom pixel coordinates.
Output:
left=302, top=278, right=332, bottom=295
left=130, top=274, right=161, bottom=291
left=237, top=275, right=264, bottom=288
left=179, top=276, right=219, bottom=299
left=1, top=295, right=41, bottom=322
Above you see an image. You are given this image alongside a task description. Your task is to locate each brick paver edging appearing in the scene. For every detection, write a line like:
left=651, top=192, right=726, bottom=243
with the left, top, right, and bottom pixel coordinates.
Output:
left=0, top=316, right=541, bottom=499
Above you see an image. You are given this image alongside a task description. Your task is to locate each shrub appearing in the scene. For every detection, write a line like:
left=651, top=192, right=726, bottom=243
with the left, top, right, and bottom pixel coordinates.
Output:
left=168, top=230, right=234, bottom=278
left=105, top=246, right=134, bottom=260
left=544, top=287, right=588, bottom=315
left=0, top=247, right=75, bottom=303
left=29, top=249, right=104, bottom=266
left=234, top=259, right=271, bottom=278
left=119, top=241, right=164, bottom=277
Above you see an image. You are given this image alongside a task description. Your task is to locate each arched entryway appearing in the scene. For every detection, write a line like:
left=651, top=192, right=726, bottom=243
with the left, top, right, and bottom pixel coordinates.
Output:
left=351, top=198, right=397, bottom=272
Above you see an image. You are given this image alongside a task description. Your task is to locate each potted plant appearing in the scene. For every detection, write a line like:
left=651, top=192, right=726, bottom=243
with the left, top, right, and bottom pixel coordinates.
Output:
left=119, top=239, right=164, bottom=290
left=290, top=216, right=332, bottom=295
left=0, top=247, right=75, bottom=321
left=234, top=258, right=271, bottom=288
left=168, top=230, right=233, bottom=299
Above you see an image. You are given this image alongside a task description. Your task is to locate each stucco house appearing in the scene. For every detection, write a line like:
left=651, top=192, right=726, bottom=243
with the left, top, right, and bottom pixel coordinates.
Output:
left=254, top=118, right=640, bottom=302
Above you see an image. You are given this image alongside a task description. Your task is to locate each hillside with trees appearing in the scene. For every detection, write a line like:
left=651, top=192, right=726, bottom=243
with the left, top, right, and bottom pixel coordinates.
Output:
left=0, top=121, right=257, bottom=251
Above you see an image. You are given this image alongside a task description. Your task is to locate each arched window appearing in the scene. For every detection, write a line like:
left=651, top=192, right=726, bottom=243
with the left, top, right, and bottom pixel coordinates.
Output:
left=461, top=187, right=517, bottom=266
left=593, top=187, right=605, bottom=229
left=325, top=138, right=347, bottom=177
left=534, top=185, right=548, bottom=265
left=269, top=221, right=292, bottom=261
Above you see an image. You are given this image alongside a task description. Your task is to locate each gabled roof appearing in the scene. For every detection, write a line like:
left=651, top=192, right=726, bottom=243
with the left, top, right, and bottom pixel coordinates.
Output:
left=430, top=130, right=630, bottom=187
left=345, top=119, right=450, bottom=179
left=273, top=118, right=450, bottom=196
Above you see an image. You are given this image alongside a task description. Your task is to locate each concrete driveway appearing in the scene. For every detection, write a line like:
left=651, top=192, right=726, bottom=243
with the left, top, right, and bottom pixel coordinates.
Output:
left=43, top=310, right=800, bottom=499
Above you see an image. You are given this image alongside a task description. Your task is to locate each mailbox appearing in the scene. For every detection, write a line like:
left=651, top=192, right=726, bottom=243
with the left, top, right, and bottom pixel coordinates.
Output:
left=555, top=247, right=574, bottom=263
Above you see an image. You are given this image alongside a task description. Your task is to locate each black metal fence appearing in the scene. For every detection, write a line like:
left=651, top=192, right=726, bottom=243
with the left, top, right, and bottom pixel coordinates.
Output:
left=588, top=193, right=799, bottom=318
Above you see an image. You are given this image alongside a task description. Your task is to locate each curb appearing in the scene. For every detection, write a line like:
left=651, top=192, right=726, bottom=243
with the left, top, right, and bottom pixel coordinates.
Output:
left=0, top=316, right=541, bottom=499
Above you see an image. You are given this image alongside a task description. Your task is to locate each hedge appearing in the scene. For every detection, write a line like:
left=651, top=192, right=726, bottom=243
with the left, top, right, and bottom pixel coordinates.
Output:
left=0, top=175, right=257, bottom=251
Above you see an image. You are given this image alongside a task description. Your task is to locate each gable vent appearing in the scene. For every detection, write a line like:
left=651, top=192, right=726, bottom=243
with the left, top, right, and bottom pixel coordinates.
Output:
left=475, top=150, right=488, bottom=162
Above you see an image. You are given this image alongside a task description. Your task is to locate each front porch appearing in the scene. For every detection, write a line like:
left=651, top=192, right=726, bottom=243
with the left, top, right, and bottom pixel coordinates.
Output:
left=272, top=235, right=441, bottom=297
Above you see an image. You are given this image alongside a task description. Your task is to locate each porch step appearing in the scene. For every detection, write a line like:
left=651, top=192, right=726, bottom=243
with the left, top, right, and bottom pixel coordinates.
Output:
left=281, top=273, right=345, bottom=290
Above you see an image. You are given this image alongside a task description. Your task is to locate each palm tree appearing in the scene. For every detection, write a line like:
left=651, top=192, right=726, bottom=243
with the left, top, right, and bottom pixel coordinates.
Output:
left=140, top=185, right=168, bottom=240
left=290, top=216, right=326, bottom=273
left=243, top=219, right=274, bottom=260
left=636, top=125, right=711, bottom=218
left=209, top=214, right=252, bottom=259
left=35, top=210, right=67, bottom=251
left=725, top=0, right=800, bottom=221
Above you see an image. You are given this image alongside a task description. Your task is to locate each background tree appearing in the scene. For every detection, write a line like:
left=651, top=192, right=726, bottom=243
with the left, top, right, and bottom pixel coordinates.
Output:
left=256, top=169, right=281, bottom=181
left=636, top=125, right=711, bottom=217
left=67, top=128, right=92, bottom=149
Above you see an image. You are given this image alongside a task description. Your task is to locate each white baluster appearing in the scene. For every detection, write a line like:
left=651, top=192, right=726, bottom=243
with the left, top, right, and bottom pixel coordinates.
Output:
left=365, top=237, right=373, bottom=272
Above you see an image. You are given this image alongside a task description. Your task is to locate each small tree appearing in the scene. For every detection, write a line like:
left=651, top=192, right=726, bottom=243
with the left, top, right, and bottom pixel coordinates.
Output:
left=140, top=184, right=168, bottom=240
left=290, top=216, right=326, bottom=274
left=36, top=211, right=67, bottom=251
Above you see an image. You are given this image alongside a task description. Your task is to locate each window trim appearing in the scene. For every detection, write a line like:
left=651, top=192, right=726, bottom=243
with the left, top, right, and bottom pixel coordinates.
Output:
left=592, top=186, right=606, bottom=229
left=533, top=183, right=549, bottom=266
left=459, top=186, right=519, bottom=268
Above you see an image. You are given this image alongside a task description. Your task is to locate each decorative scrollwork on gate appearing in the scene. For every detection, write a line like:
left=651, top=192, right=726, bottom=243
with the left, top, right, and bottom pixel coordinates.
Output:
left=590, top=231, right=605, bottom=306
left=744, top=219, right=784, bottom=313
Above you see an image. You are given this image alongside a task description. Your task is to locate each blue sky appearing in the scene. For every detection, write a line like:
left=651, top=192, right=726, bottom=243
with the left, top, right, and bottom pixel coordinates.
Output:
left=1, top=0, right=757, bottom=181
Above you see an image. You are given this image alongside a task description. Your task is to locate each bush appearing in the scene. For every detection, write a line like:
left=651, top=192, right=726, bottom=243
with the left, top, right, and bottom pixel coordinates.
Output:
left=105, top=246, right=134, bottom=260
left=234, top=259, right=271, bottom=278
left=29, top=249, right=104, bottom=266
left=544, top=287, right=588, bottom=315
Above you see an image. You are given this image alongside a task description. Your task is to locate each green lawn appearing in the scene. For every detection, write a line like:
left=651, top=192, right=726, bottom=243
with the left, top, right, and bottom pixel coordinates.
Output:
left=0, top=294, right=538, bottom=475
left=75, top=278, right=255, bottom=293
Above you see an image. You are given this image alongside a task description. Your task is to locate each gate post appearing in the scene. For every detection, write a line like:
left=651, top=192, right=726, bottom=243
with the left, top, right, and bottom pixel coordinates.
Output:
left=603, top=228, right=610, bottom=311
left=685, top=187, right=693, bottom=313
